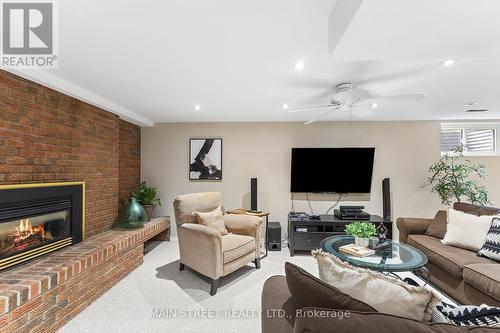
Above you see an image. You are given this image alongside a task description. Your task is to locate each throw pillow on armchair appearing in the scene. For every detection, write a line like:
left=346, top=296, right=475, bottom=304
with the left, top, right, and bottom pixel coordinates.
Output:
left=192, top=205, right=229, bottom=235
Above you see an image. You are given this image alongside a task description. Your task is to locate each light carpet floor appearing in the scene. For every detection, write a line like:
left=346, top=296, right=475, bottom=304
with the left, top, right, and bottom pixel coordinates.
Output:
left=57, top=240, right=450, bottom=333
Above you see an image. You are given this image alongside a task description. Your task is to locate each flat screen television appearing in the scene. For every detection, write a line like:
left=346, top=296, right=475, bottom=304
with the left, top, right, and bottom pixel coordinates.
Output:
left=290, top=148, right=375, bottom=193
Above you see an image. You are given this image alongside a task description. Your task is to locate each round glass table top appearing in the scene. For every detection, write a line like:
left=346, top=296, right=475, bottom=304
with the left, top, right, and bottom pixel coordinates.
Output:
left=320, top=236, right=428, bottom=272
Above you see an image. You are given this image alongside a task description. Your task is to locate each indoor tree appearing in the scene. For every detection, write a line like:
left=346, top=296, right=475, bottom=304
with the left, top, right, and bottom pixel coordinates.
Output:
left=426, top=146, right=490, bottom=206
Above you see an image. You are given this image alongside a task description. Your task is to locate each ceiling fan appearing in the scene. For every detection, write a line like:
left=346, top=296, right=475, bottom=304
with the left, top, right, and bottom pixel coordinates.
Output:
left=288, top=82, right=426, bottom=124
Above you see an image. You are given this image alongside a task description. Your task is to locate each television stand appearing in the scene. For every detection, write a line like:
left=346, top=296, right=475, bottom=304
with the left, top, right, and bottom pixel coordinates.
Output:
left=287, top=213, right=393, bottom=256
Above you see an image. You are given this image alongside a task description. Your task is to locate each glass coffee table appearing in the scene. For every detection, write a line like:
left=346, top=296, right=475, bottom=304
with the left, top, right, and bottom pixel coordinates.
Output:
left=320, top=236, right=430, bottom=286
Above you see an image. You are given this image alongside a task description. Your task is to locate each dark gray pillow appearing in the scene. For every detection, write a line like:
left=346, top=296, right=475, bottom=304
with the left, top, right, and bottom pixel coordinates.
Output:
left=478, top=217, right=500, bottom=262
left=425, top=210, right=448, bottom=239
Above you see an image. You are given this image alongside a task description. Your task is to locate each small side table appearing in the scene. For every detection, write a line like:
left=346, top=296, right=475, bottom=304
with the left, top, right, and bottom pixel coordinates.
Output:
left=226, top=209, right=270, bottom=259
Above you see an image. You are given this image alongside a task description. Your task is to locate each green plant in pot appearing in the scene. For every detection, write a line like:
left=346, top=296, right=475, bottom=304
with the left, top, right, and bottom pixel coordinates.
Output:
left=425, top=146, right=491, bottom=206
left=131, top=181, right=161, bottom=221
left=345, top=221, right=377, bottom=247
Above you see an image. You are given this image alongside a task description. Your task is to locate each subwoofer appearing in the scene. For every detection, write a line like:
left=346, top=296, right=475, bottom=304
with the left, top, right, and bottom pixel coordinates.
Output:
left=267, top=222, right=281, bottom=251
left=382, top=178, right=391, bottom=220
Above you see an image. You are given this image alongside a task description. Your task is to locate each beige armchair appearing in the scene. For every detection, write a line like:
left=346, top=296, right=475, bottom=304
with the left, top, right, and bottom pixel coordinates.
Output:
left=173, top=192, right=263, bottom=295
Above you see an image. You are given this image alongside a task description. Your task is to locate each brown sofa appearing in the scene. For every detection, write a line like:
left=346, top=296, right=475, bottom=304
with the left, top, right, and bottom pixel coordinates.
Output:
left=261, top=263, right=498, bottom=333
left=397, top=202, right=500, bottom=306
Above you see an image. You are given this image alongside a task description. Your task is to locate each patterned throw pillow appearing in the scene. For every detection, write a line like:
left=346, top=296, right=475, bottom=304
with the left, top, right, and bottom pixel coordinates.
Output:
left=192, top=205, right=228, bottom=235
left=478, top=217, right=500, bottom=261
left=432, top=301, right=500, bottom=327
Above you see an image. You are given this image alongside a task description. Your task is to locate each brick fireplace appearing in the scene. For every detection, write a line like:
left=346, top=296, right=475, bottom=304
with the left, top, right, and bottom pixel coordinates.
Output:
left=0, top=70, right=153, bottom=332
left=0, top=217, right=170, bottom=333
left=0, top=182, right=84, bottom=271
left=0, top=70, right=141, bottom=238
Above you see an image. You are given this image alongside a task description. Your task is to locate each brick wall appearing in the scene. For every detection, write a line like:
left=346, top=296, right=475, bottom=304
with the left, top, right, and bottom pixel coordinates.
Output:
left=119, top=119, right=141, bottom=212
left=0, top=70, right=141, bottom=238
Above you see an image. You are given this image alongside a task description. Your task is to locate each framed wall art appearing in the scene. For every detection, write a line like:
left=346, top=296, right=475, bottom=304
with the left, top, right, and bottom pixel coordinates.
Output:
left=189, top=138, right=222, bottom=180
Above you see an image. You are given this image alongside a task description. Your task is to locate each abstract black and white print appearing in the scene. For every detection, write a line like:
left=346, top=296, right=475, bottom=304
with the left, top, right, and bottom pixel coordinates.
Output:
left=478, top=217, right=500, bottom=262
left=189, top=138, right=222, bottom=180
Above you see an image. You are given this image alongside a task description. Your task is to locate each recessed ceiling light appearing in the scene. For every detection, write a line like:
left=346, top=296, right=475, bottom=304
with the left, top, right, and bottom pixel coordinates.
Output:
left=441, top=59, right=455, bottom=67
left=294, top=61, right=305, bottom=71
left=194, top=105, right=201, bottom=110
left=282, top=104, right=289, bottom=110
left=371, top=103, right=378, bottom=108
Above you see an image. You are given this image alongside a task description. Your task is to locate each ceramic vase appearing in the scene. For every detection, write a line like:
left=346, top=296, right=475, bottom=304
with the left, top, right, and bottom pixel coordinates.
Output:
left=118, top=197, right=147, bottom=229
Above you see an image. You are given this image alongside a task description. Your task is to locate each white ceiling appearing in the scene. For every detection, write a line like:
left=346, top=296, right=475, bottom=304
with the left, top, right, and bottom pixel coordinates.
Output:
left=9, top=0, right=500, bottom=126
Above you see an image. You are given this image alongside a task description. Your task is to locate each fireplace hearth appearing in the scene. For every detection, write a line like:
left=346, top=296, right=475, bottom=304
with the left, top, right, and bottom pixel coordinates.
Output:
left=0, top=182, right=84, bottom=270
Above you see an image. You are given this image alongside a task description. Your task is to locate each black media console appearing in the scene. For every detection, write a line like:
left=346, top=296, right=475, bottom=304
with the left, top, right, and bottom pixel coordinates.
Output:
left=287, top=213, right=393, bottom=256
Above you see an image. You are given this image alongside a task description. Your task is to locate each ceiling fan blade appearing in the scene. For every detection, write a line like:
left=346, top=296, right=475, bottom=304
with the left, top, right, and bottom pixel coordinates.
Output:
left=303, top=89, right=335, bottom=103
left=286, top=78, right=336, bottom=89
left=287, top=104, right=334, bottom=113
left=304, top=108, right=338, bottom=125
left=339, top=104, right=351, bottom=112
left=351, top=104, right=372, bottom=112
left=357, top=64, right=436, bottom=88
left=363, top=92, right=427, bottom=102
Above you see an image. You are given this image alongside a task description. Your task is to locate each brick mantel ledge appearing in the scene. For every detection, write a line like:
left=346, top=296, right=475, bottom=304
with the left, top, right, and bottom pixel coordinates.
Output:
left=0, top=217, right=170, bottom=333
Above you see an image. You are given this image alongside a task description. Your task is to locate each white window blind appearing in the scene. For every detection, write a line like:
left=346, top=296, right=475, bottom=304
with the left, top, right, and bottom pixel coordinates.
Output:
left=440, top=125, right=497, bottom=154
left=440, top=130, right=463, bottom=152
left=465, top=129, right=496, bottom=152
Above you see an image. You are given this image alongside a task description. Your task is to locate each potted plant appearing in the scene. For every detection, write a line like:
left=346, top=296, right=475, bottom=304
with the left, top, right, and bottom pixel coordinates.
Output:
left=345, top=221, right=377, bottom=247
left=131, top=181, right=161, bottom=221
left=425, top=146, right=491, bottom=206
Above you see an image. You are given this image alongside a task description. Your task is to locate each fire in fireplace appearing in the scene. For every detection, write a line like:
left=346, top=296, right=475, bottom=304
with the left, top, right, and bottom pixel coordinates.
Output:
left=0, top=210, right=70, bottom=257
left=0, top=182, right=84, bottom=270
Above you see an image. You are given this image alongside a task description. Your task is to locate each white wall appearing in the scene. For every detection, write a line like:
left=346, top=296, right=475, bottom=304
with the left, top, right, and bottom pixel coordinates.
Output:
left=141, top=121, right=500, bottom=239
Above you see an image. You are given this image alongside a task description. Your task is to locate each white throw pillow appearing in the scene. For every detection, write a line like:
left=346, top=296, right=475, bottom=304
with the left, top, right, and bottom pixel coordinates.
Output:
left=312, top=250, right=441, bottom=322
left=442, top=209, right=495, bottom=251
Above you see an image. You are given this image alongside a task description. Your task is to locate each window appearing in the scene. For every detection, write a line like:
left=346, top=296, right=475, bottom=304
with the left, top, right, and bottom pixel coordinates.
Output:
left=465, top=129, right=496, bottom=152
left=440, top=124, right=497, bottom=155
left=440, top=129, right=463, bottom=152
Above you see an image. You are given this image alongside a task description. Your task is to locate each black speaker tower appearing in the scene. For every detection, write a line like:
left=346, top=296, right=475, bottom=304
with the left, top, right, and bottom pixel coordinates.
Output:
left=382, top=178, right=391, bottom=220
left=250, top=178, right=258, bottom=212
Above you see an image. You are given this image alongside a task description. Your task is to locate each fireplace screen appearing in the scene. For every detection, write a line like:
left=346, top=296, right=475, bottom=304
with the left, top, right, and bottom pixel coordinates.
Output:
left=0, top=182, right=84, bottom=271
left=0, top=210, right=70, bottom=259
